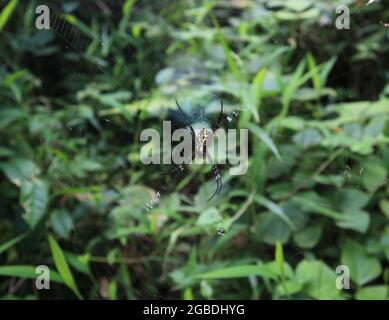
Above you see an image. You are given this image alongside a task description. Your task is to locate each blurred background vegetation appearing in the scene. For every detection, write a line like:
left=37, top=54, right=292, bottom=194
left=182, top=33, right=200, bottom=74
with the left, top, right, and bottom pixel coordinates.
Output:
left=0, top=0, right=389, bottom=300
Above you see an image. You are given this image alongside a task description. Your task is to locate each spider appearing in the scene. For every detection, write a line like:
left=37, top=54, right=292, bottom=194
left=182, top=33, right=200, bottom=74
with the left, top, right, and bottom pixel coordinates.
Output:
left=169, top=99, right=224, bottom=201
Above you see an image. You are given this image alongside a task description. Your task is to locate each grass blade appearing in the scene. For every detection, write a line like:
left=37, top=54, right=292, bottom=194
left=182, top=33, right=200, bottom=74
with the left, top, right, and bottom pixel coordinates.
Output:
left=195, top=265, right=277, bottom=280
left=0, top=233, right=26, bottom=255
left=0, top=265, right=64, bottom=283
left=275, top=241, right=289, bottom=297
left=48, top=234, right=83, bottom=299
left=248, top=124, right=281, bottom=160
left=0, top=0, right=18, bottom=32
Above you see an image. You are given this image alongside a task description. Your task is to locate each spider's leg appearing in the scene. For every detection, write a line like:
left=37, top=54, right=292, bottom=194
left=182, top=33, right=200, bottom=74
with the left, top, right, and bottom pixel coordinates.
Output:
left=175, top=99, right=185, bottom=115
left=206, top=151, right=223, bottom=201
left=176, top=99, right=196, bottom=139
left=188, top=124, right=195, bottom=140
left=160, top=150, right=196, bottom=191
left=212, top=99, right=224, bottom=132
left=208, top=164, right=222, bottom=201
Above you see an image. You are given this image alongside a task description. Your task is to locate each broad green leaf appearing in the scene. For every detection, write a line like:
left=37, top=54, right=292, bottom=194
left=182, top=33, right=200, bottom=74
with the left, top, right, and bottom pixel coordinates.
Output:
left=255, top=195, right=295, bottom=230
left=334, top=189, right=369, bottom=211
left=50, top=210, right=73, bottom=239
left=284, top=0, right=312, bottom=12
left=0, top=158, right=39, bottom=186
left=355, top=286, right=388, bottom=300
left=336, top=210, right=370, bottom=233
left=255, top=213, right=291, bottom=245
left=197, top=208, right=218, bottom=226
left=293, top=128, right=321, bottom=149
left=293, top=193, right=343, bottom=220
left=48, top=235, right=83, bottom=299
left=296, top=260, right=341, bottom=299
left=362, top=159, right=387, bottom=193
left=20, top=179, right=48, bottom=230
left=341, top=239, right=382, bottom=286
left=293, top=225, right=322, bottom=249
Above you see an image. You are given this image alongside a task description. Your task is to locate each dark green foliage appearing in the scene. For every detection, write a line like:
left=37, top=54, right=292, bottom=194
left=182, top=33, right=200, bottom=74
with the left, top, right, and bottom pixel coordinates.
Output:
left=0, top=0, right=388, bottom=300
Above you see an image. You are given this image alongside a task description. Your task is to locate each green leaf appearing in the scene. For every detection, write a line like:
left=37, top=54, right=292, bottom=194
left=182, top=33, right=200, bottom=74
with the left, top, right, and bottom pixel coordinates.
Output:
left=123, top=0, right=136, bottom=18
left=197, top=208, right=218, bottom=226
left=48, top=235, right=83, bottom=299
left=255, top=212, right=291, bottom=245
left=251, top=68, right=267, bottom=107
left=0, top=265, right=63, bottom=283
left=248, top=124, right=281, bottom=160
left=276, top=280, right=302, bottom=296
left=293, top=225, right=322, bottom=249
left=20, top=179, right=49, bottom=230
left=296, top=260, right=341, bottom=299
left=0, top=233, right=27, bottom=255
left=0, top=109, right=25, bottom=129
left=293, top=193, right=344, bottom=220
left=355, top=286, right=388, bottom=300
left=255, top=195, right=295, bottom=230
left=195, top=265, right=277, bottom=280
left=212, top=15, right=240, bottom=79
left=65, top=253, right=91, bottom=277
left=281, top=60, right=306, bottom=116
left=362, top=159, right=387, bottom=193
left=341, top=239, right=382, bottom=286
left=0, top=0, right=18, bottom=32
left=336, top=210, right=370, bottom=233
left=306, top=52, right=321, bottom=93
left=334, top=189, right=369, bottom=211
left=293, top=128, right=321, bottom=149
left=0, top=158, right=39, bottom=186
left=283, top=0, right=312, bottom=12
left=379, top=199, right=389, bottom=219
left=183, top=287, right=194, bottom=300
left=50, top=210, right=73, bottom=239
